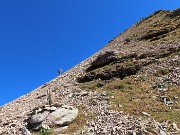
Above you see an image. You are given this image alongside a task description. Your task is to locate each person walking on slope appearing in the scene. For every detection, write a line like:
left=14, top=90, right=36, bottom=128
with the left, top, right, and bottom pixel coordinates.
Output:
left=58, top=68, right=63, bottom=75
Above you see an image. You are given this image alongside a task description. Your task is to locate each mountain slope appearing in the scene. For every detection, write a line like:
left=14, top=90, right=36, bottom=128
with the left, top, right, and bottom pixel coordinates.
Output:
left=0, top=8, right=180, bottom=135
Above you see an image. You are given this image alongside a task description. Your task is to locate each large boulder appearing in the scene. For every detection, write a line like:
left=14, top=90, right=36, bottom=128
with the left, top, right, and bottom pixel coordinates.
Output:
left=27, top=105, right=78, bottom=132
left=46, top=105, right=78, bottom=127
left=30, top=111, right=49, bottom=125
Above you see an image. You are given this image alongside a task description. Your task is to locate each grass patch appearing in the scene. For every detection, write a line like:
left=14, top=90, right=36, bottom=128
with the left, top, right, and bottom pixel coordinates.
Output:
left=95, top=76, right=180, bottom=127
left=79, top=73, right=180, bottom=130
left=39, top=129, right=53, bottom=135
left=155, top=68, right=171, bottom=77
left=79, top=80, right=98, bottom=91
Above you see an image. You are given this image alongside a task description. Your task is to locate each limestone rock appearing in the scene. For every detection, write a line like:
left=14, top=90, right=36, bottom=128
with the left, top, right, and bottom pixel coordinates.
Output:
left=46, top=105, right=78, bottom=127
left=30, top=111, right=49, bottom=125
left=142, top=112, right=150, bottom=117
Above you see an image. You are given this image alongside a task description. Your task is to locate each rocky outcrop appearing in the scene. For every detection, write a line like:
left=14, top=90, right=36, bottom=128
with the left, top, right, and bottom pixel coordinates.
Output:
left=86, top=49, right=119, bottom=72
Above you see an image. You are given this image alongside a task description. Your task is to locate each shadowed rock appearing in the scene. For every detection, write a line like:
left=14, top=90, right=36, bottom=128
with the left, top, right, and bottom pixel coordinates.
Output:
left=86, top=49, right=119, bottom=72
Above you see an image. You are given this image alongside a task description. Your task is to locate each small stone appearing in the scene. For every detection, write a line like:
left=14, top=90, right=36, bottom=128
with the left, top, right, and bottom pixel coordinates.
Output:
left=118, top=104, right=122, bottom=108
left=41, top=123, right=50, bottom=130
left=80, top=91, right=88, bottom=96
left=102, top=128, right=108, bottom=133
left=50, top=106, right=57, bottom=111
left=54, top=126, right=68, bottom=132
left=35, top=108, right=42, bottom=114
left=68, top=93, right=73, bottom=98
left=173, top=96, right=178, bottom=100
left=45, top=106, right=51, bottom=110
left=172, top=122, right=179, bottom=131
left=142, top=112, right=150, bottom=117
left=22, top=127, right=31, bottom=135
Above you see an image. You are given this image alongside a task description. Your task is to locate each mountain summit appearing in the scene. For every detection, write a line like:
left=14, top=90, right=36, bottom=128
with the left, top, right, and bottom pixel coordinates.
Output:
left=0, top=8, right=180, bottom=135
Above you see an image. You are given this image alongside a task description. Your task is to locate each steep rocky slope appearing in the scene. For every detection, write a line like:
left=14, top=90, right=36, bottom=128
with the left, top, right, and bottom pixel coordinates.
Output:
left=0, top=8, right=180, bottom=135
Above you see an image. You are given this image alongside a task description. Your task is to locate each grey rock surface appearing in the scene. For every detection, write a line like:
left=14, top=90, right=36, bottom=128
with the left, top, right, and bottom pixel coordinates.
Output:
left=46, top=105, right=78, bottom=127
left=30, top=111, right=49, bottom=125
left=22, top=127, right=31, bottom=135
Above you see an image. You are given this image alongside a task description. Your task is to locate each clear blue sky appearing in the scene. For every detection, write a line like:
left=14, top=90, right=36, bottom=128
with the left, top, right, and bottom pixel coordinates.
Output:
left=0, top=1, right=179, bottom=106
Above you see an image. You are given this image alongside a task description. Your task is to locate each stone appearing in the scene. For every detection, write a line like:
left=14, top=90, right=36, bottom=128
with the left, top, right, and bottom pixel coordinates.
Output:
left=30, top=111, right=49, bottom=125
left=50, top=106, right=57, bottom=111
left=118, top=104, right=122, bottom=108
left=35, top=108, right=42, bottom=114
left=156, top=122, right=167, bottom=135
left=91, top=50, right=119, bottom=67
left=172, top=122, right=179, bottom=131
left=54, top=126, right=68, bottom=132
left=46, top=106, right=78, bottom=127
left=74, top=90, right=88, bottom=96
left=86, top=49, right=119, bottom=72
left=22, top=127, right=31, bottom=135
left=142, top=112, right=150, bottom=117
left=97, top=82, right=104, bottom=87
left=41, top=123, right=50, bottom=130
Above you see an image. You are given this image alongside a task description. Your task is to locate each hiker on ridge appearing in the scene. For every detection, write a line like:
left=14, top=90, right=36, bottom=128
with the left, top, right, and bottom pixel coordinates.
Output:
left=58, top=68, right=63, bottom=75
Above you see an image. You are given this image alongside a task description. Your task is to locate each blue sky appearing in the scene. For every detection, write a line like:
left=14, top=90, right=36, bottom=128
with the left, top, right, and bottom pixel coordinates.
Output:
left=0, top=1, right=179, bottom=106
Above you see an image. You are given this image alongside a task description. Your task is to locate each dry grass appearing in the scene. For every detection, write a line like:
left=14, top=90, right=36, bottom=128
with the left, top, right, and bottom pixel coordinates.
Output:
left=80, top=75, right=180, bottom=128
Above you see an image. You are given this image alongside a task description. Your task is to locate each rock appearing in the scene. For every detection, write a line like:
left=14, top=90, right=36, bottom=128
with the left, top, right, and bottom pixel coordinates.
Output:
left=68, top=93, right=73, bottom=98
left=30, top=111, right=49, bottom=125
left=87, top=50, right=119, bottom=71
left=50, top=106, right=57, bottom=111
left=74, top=90, right=88, bottom=96
left=142, top=112, right=150, bottom=117
left=118, top=104, right=122, bottom=108
left=46, top=105, right=78, bottom=127
left=156, top=122, right=167, bottom=135
left=32, top=122, right=50, bottom=131
left=22, top=127, right=31, bottom=135
left=163, top=97, right=173, bottom=106
left=41, top=123, right=50, bottom=130
left=173, top=96, right=179, bottom=100
left=35, top=108, right=42, bottom=114
left=79, top=90, right=88, bottom=96
left=172, top=122, right=179, bottom=131
left=54, top=126, right=68, bottom=132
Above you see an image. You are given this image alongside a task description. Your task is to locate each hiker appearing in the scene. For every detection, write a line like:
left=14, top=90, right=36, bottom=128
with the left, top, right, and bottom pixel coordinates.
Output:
left=58, top=68, right=63, bottom=75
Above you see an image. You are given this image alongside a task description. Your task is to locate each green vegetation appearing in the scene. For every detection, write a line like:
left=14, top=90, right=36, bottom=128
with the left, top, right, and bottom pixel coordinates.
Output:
left=39, top=129, right=53, bottom=135
left=125, top=9, right=180, bottom=43
left=80, top=75, right=180, bottom=128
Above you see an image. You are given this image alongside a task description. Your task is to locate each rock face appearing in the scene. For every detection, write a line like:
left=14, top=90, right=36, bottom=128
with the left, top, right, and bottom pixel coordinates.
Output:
left=0, top=8, right=180, bottom=135
left=87, top=49, right=119, bottom=72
